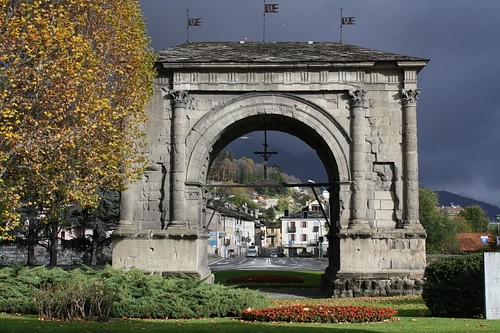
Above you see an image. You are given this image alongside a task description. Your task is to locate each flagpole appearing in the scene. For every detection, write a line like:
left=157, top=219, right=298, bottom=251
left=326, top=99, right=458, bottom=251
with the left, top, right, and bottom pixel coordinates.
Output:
left=340, top=7, right=343, bottom=43
left=186, top=8, right=190, bottom=42
left=263, top=0, right=266, bottom=42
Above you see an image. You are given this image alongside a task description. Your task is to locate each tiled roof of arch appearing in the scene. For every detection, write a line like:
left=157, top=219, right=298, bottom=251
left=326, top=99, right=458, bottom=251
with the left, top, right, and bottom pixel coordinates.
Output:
left=157, top=41, right=428, bottom=65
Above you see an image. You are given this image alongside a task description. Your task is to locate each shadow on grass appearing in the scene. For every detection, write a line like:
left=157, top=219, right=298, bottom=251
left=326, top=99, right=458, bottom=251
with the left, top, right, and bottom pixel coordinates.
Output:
left=0, top=314, right=399, bottom=333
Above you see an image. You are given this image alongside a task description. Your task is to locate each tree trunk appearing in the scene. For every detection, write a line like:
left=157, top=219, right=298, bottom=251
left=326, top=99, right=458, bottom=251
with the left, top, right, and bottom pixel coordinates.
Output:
left=90, top=229, right=99, bottom=266
left=26, top=220, right=37, bottom=266
left=48, top=222, right=58, bottom=266
left=27, top=243, right=36, bottom=266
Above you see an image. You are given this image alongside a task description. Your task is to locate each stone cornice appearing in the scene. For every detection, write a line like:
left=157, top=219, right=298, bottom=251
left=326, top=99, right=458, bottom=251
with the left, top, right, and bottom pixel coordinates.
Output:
left=163, top=69, right=404, bottom=91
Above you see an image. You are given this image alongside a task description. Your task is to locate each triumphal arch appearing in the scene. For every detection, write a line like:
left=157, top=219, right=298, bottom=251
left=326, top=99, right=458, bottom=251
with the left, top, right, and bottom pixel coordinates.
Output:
left=113, top=42, right=428, bottom=296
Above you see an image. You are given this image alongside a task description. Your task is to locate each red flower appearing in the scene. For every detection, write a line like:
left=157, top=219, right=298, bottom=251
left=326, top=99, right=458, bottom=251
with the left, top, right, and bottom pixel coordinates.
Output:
left=241, top=305, right=398, bottom=323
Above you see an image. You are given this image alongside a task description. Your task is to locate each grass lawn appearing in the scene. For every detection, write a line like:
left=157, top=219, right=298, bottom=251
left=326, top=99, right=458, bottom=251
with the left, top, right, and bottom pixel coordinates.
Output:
left=2, top=296, right=499, bottom=333
left=2, top=270, right=499, bottom=332
left=213, top=269, right=322, bottom=288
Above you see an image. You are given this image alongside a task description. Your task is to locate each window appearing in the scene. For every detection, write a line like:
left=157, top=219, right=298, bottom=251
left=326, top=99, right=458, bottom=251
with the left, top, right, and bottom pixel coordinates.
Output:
left=290, top=234, right=295, bottom=241
left=302, top=234, right=307, bottom=242
left=302, top=221, right=307, bottom=228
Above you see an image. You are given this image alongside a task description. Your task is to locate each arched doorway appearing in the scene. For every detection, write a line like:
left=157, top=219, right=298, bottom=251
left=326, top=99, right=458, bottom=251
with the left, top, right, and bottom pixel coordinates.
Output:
left=185, top=93, right=347, bottom=282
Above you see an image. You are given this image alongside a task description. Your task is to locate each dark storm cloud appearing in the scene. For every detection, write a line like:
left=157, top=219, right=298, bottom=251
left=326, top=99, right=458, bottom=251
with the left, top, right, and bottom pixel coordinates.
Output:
left=139, top=0, right=500, bottom=206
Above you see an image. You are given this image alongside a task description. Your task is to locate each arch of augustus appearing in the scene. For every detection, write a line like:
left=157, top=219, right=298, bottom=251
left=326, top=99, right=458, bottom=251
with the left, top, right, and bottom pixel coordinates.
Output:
left=112, top=42, right=429, bottom=297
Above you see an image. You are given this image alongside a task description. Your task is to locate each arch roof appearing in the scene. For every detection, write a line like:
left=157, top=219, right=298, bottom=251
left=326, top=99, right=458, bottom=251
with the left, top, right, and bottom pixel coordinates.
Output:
left=157, top=42, right=428, bottom=68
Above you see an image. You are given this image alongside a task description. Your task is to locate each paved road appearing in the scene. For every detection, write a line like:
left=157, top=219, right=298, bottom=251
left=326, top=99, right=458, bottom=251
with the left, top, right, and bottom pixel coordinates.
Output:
left=209, top=257, right=330, bottom=298
left=209, top=257, right=328, bottom=272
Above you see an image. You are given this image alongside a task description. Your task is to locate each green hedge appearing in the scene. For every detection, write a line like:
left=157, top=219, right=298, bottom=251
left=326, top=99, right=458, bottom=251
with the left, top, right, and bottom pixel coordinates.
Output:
left=0, top=265, right=269, bottom=320
left=422, top=254, right=484, bottom=318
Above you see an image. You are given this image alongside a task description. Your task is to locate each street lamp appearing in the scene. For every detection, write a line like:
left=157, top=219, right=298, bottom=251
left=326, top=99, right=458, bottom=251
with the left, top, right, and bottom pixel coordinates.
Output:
left=206, top=194, right=235, bottom=229
left=308, top=180, right=329, bottom=258
left=307, top=180, right=330, bottom=227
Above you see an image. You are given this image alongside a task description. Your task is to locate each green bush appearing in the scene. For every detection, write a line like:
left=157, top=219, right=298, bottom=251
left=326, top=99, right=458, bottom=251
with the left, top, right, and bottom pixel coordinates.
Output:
left=0, top=265, right=114, bottom=320
left=0, top=265, right=39, bottom=313
left=106, top=268, right=269, bottom=319
left=34, top=268, right=115, bottom=320
left=0, top=265, right=269, bottom=320
left=422, top=253, right=484, bottom=318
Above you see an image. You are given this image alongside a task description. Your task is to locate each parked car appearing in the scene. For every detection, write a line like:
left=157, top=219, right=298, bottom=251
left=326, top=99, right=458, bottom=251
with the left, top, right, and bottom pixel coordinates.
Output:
left=246, top=248, right=258, bottom=257
left=269, top=250, right=278, bottom=257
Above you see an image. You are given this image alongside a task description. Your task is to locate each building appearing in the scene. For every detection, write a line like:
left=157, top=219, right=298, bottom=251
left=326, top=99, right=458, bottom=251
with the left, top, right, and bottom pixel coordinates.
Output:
left=438, top=204, right=464, bottom=216
left=457, top=233, right=494, bottom=252
left=281, top=200, right=329, bottom=257
left=206, top=204, right=260, bottom=257
left=262, top=221, right=282, bottom=249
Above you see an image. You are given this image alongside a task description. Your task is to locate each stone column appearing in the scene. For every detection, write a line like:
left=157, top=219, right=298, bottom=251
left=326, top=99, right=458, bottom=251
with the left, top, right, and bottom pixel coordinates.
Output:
left=169, top=90, right=190, bottom=226
left=114, top=185, right=137, bottom=233
left=401, top=89, right=420, bottom=225
left=348, top=90, right=369, bottom=228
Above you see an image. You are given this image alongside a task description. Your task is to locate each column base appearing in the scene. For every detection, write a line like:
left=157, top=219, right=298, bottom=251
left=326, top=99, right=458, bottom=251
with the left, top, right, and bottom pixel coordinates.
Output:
left=321, top=272, right=424, bottom=298
left=114, top=220, right=137, bottom=234
left=112, top=229, right=213, bottom=283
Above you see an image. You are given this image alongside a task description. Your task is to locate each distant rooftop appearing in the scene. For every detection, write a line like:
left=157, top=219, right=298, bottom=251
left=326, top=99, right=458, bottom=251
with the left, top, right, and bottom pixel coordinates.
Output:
left=157, top=41, right=428, bottom=65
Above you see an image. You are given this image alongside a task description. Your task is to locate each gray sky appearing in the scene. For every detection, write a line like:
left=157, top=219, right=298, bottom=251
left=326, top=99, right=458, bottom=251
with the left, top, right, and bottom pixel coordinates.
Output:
left=139, top=0, right=500, bottom=207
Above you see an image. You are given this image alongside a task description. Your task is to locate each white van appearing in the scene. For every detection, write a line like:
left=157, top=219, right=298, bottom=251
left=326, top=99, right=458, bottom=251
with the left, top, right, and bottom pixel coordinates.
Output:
left=246, top=248, right=258, bottom=257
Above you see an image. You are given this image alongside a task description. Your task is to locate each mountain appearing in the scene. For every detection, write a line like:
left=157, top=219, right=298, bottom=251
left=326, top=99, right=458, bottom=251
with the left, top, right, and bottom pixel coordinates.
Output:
left=435, top=190, right=500, bottom=221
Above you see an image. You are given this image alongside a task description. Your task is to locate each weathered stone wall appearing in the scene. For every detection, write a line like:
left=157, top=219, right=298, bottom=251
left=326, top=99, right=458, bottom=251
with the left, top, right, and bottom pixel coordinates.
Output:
left=0, top=245, right=112, bottom=266
left=328, top=277, right=424, bottom=298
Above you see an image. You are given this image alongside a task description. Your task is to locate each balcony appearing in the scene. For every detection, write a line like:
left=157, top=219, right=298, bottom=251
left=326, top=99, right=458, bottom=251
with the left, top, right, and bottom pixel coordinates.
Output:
left=288, top=227, right=296, bottom=233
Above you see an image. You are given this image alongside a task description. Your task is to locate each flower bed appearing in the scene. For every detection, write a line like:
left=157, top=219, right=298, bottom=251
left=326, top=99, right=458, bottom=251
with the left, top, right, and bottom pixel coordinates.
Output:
left=241, top=305, right=398, bottom=323
left=226, top=274, right=304, bottom=284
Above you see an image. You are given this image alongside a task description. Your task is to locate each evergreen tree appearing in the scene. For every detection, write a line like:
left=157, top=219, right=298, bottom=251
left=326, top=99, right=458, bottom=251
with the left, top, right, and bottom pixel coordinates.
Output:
left=419, top=188, right=459, bottom=254
left=458, top=205, right=490, bottom=233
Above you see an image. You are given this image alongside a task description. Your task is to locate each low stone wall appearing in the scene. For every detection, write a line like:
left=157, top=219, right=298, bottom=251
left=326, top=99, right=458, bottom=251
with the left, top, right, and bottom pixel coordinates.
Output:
left=328, top=277, right=424, bottom=298
left=0, top=245, right=112, bottom=266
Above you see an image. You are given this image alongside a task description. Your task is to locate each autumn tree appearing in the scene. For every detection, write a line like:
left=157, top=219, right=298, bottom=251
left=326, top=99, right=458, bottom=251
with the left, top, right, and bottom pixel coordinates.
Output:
left=0, top=0, right=155, bottom=256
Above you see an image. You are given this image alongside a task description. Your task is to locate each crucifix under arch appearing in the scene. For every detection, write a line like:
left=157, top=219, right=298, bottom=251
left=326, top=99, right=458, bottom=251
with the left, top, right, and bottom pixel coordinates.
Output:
left=253, top=129, right=277, bottom=180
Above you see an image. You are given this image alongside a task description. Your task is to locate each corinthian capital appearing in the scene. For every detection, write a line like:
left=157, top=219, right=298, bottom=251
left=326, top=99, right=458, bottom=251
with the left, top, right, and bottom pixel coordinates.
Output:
left=401, top=89, right=421, bottom=105
left=348, top=90, right=367, bottom=108
left=163, top=89, right=193, bottom=108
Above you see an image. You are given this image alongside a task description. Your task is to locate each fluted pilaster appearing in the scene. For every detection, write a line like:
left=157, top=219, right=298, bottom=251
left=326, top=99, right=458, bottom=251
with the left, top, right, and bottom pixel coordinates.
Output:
left=348, top=90, right=370, bottom=229
left=169, top=90, right=191, bottom=226
left=401, top=89, right=420, bottom=226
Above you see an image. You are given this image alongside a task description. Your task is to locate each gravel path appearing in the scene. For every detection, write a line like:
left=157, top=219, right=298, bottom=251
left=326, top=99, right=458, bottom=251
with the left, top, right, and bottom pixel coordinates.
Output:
left=259, top=288, right=328, bottom=299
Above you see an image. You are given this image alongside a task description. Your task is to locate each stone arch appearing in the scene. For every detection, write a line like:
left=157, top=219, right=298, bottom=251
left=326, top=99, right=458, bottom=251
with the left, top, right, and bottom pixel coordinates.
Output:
left=185, top=92, right=351, bottom=186
left=113, top=42, right=428, bottom=296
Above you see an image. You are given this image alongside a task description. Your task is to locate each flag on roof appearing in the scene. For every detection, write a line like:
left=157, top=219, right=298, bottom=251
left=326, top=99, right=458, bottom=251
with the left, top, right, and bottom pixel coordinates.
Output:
left=341, top=16, right=355, bottom=25
left=264, top=4, right=279, bottom=13
left=188, top=18, right=202, bottom=26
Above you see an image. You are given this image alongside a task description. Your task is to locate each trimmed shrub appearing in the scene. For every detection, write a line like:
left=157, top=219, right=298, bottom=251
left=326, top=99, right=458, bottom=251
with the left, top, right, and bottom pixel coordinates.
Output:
left=107, top=268, right=269, bottom=318
left=422, top=253, right=484, bottom=318
left=0, top=265, right=40, bottom=313
left=0, top=265, right=269, bottom=320
left=34, top=268, right=115, bottom=321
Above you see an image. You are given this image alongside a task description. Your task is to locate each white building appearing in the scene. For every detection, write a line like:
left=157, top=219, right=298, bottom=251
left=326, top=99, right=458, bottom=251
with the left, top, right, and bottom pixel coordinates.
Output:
left=206, top=204, right=260, bottom=257
left=280, top=200, right=329, bottom=257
